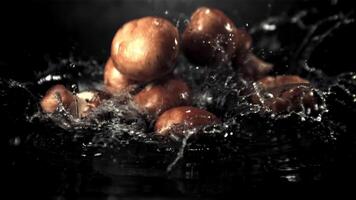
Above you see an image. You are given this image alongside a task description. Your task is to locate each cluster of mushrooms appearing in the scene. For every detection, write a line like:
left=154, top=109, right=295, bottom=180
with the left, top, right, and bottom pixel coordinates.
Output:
left=40, top=7, right=317, bottom=137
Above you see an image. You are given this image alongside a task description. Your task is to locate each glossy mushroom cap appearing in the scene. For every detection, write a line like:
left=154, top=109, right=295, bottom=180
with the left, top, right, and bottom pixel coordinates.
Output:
left=258, top=75, right=310, bottom=89
left=252, top=75, right=316, bottom=113
left=133, top=77, right=191, bottom=117
left=182, top=7, right=254, bottom=66
left=238, top=54, right=273, bottom=80
left=182, top=7, right=239, bottom=65
left=40, top=84, right=75, bottom=113
left=104, top=58, right=136, bottom=94
left=111, top=17, right=179, bottom=82
left=41, top=84, right=111, bottom=118
left=155, top=106, right=220, bottom=136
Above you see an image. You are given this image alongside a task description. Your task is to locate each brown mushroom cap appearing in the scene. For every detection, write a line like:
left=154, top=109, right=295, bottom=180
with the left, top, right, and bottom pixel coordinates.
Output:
left=252, top=75, right=316, bottom=113
left=238, top=54, right=273, bottom=80
left=182, top=7, right=239, bottom=65
left=182, top=7, right=254, bottom=66
left=155, top=106, right=220, bottom=136
left=104, top=58, right=136, bottom=94
left=258, top=75, right=310, bottom=89
left=111, top=16, right=179, bottom=82
left=40, top=84, right=75, bottom=113
left=133, top=77, right=191, bottom=117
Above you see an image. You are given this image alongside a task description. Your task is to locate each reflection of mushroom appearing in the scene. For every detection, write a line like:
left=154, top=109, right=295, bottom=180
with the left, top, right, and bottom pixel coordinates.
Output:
left=134, top=77, right=191, bottom=117
left=251, top=75, right=317, bottom=113
left=155, top=106, right=221, bottom=136
left=111, top=17, right=179, bottom=82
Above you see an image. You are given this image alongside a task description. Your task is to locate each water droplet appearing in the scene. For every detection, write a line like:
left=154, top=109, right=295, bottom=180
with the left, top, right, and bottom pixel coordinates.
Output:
left=224, top=23, right=233, bottom=32
left=69, top=63, right=76, bottom=68
left=262, top=23, right=276, bottom=31
left=265, top=93, right=274, bottom=98
left=180, top=92, right=190, bottom=100
left=94, top=153, right=102, bottom=157
left=9, top=137, right=21, bottom=146
left=283, top=174, right=299, bottom=182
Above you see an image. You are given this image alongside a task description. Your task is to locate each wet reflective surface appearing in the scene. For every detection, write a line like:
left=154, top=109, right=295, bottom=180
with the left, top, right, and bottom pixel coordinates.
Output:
left=1, top=0, right=356, bottom=199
